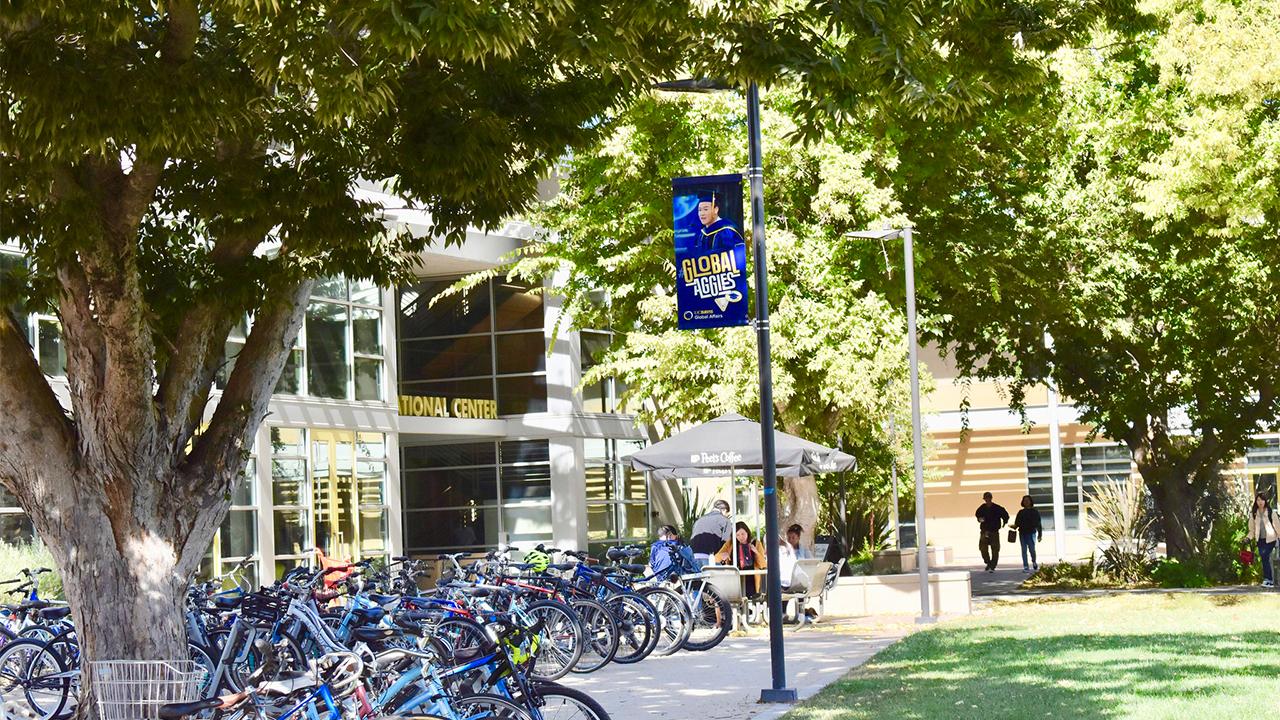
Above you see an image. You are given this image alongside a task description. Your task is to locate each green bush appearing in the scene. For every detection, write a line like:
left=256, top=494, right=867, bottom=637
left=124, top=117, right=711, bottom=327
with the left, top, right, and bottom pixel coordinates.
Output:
left=0, top=540, right=62, bottom=599
left=1152, top=558, right=1211, bottom=588
left=1023, top=559, right=1128, bottom=589
left=1199, top=511, right=1263, bottom=585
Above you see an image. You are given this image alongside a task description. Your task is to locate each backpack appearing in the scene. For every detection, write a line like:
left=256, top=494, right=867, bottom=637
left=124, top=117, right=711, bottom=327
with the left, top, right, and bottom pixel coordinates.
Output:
left=650, top=540, right=697, bottom=578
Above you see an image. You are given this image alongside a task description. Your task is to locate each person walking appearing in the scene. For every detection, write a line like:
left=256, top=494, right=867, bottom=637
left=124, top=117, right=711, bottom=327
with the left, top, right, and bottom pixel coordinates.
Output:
left=1011, top=495, right=1043, bottom=573
left=1248, top=493, right=1279, bottom=588
left=689, top=499, right=733, bottom=569
left=975, top=491, right=1010, bottom=573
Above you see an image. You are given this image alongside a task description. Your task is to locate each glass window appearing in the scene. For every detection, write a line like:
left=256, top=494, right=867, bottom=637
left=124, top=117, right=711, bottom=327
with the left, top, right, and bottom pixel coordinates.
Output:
left=37, top=319, right=66, bottom=377
left=501, top=440, right=551, bottom=465
left=352, top=307, right=382, bottom=356
left=0, top=513, right=34, bottom=544
left=272, top=458, right=307, bottom=505
left=584, top=438, right=650, bottom=549
left=502, top=505, right=553, bottom=543
left=400, top=336, right=494, bottom=381
left=580, top=331, right=613, bottom=414
left=220, top=509, right=257, bottom=559
left=312, top=276, right=347, bottom=300
left=399, top=280, right=490, bottom=338
left=495, top=332, right=546, bottom=375
left=354, top=358, right=382, bottom=401
left=401, top=377, right=495, bottom=401
left=497, top=375, right=548, bottom=415
left=1247, top=438, right=1280, bottom=466
left=275, top=347, right=303, bottom=395
left=350, top=279, right=381, bottom=306
left=406, top=507, right=500, bottom=549
left=492, top=280, right=543, bottom=332
left=274, top=509, right=309, bottom=556
left=404, top=442, right=497, bottom=468
left=306, top=301, right=349, bottom=399
left=1027, top=444, right=1129, bottom=531
left=403, top=467, right=499, bottom=509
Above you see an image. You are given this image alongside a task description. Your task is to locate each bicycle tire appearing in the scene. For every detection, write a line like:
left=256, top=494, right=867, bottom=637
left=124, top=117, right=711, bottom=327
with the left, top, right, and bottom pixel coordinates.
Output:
left=530, top=681, right=611, bottom=720
left=566, top=598, right=617, bottom=674
left=523, top=600, right=584, bottom=682
left=637, top=586, right=693, bottom=657
left=30, top=629, right=78, bottom=720
left=680, top=579, right=732, bottom=652
left=0, top=639, right=61, bottom=720
left=452, top=692, right=534, bottom=720
left=602, top=594, right=656, bottom=665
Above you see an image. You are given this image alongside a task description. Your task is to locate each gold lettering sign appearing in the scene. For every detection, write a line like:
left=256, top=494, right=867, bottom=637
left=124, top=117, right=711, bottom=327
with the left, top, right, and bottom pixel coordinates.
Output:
left=399, top=395, right=498, bottom=420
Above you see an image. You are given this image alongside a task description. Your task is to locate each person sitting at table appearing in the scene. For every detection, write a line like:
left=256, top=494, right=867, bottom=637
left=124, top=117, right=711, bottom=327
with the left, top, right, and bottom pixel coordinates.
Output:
left=777, top=536, right=798, bottom=589
left=715, top=522, right=766, bottom=596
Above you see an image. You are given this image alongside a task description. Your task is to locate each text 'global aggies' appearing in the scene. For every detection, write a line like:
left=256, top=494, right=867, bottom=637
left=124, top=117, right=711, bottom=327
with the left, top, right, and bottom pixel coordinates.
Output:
left=672, top=174, right=749, bottom=330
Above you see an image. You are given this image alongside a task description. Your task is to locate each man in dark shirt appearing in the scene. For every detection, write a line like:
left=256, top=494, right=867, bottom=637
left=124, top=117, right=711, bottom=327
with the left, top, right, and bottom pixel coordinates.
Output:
left=975, top=492, right=1010, bottom=573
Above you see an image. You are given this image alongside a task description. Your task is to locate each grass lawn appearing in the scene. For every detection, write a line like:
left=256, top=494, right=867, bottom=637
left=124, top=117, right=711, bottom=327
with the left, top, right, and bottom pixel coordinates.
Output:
left=782, top=593, right=1280, bottom=720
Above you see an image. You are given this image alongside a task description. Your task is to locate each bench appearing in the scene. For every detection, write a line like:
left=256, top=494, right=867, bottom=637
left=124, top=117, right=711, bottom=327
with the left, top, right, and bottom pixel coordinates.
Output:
left=780, top=559, right=832, bottom=626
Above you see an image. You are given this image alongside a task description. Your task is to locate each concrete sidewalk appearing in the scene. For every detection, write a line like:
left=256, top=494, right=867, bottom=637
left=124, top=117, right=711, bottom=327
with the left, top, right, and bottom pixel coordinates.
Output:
left=562, top=625, right=903, bottom=720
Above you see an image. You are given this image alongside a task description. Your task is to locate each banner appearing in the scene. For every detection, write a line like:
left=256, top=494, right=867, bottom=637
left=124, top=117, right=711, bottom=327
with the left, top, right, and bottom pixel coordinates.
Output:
left=672, top=174, right=749, bottom=330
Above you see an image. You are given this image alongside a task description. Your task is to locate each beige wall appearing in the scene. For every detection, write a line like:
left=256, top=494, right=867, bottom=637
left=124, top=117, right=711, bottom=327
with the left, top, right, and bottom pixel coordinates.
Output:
left=923, top=424, right=1105, bottom=563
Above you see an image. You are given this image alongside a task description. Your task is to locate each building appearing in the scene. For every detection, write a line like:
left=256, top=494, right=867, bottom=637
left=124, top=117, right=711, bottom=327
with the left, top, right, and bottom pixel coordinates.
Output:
left=918, top=345, right=1280, bottom=564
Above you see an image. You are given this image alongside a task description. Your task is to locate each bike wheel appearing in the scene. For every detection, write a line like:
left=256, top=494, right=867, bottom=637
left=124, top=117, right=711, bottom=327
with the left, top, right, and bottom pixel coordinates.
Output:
left=523, top=600, right=583, bottom=682
left=0, top=639, right=61, bottom=719
left=681, top=580, right=732, bottom=652
left=567, top=599, right=617, bottom=674
left=224, top=630, right=307, bottom=692
left=602, top=594, right=655, bottom=665
left=638, top=587, right=693, bottom=657
left=432, top=617, right=490, bottom=658
left=452, top=692, right=534, bottom=720
left=30, top=631, right=77, bottom=720
left=531, top=681, right=611, bottom=720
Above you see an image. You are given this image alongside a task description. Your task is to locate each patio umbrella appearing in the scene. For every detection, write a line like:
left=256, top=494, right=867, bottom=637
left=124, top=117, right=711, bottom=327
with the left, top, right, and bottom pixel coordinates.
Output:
left=629, top=412, right=856, bottom=481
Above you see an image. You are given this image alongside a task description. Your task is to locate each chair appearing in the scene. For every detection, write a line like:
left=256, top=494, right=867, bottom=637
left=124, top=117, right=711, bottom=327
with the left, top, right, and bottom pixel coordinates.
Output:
left=700, top=566, right=747, bottom=630
left=817, top=558, right=845, bottom=619
left=781, top=560, right=832, bottom=626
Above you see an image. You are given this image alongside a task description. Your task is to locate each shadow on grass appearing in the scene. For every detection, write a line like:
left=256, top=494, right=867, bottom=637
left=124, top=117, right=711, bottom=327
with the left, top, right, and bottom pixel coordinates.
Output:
left=787, top=627, right=1280, bottom=719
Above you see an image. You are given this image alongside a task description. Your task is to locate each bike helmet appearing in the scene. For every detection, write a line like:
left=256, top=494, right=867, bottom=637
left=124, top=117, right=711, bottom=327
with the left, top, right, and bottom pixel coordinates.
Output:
left=524, top=548, right=551, bottom=573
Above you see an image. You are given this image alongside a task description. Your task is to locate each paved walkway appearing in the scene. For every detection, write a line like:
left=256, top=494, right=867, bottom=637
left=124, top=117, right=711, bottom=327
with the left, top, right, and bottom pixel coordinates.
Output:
left=563, top=626, right=903, bottom=720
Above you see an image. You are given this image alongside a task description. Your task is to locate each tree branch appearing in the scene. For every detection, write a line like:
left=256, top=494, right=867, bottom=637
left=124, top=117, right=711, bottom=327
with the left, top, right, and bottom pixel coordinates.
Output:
left=0, top=309, right=78, bottom=527
left=184, top=278, right=312, bottom=502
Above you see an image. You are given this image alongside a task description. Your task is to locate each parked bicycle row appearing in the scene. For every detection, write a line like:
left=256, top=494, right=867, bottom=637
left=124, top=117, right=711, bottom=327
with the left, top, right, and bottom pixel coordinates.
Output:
left=0, top=540, right=734, bottom=720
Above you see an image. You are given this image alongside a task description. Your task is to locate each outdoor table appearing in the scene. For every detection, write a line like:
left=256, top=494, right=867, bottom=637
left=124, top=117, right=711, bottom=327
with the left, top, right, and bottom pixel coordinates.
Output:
left=737, top=568, right=768, bottom=625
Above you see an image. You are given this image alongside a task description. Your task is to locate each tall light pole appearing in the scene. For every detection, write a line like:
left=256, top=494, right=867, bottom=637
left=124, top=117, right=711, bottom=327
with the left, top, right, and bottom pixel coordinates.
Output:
left=656, top=78, right=796, bottom=703
left=849, top=227, right=934, bottom=624
left=1045, top=331, right=1067, bottom=561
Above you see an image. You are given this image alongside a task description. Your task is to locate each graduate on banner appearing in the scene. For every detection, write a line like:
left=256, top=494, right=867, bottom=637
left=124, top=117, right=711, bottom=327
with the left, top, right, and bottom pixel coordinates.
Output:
left=672, top=174, right=750, bottom=330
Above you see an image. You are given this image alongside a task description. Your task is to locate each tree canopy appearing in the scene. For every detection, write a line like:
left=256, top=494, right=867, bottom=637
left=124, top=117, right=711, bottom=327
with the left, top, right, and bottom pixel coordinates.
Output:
left=894, top=0, right=1280, bottom=557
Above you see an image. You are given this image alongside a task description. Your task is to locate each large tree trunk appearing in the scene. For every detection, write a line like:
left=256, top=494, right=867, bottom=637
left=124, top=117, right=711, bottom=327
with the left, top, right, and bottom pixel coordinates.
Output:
left=781, top=476, right=821, bottom=551
left=1140, top=464, right=1203, bottom=561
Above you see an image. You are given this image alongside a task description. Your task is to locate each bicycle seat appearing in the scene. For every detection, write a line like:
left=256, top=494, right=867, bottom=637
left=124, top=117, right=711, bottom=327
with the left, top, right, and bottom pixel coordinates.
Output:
left=158, top=697, right=222, bottom=720
left=351, top=626, right=396, bottom=643
left=37, top=607, right=71, bottom=621
left=257, top=671, right=318, bottom=696
left=212, top=595, right=242, bottom=610
left=448, top=644, right=495, bottom=665
left=18, top=600, right=51, bottom=611
left=369, top=593, right=397, bottom=606
left=393, top=616, right=423, bottom=635
left=548, top=563, right=574, bottom=571
left=351, top=606, right=385, bottom=624
left=618, top=564, right=647, bottom=575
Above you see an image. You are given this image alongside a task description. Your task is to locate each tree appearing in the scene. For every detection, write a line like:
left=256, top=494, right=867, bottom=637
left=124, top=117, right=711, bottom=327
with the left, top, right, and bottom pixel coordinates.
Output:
left=0, top=0, right=1136, bottom=676
left=0, top=0, right=717, bottom=677
left=890, top=1, right=1280, bottom=559
left=486, top=89, right=928, bottom=551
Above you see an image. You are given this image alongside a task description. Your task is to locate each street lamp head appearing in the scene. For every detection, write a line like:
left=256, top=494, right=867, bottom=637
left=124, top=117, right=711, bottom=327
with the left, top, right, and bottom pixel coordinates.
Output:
left=847, top=228, right=906, bottom=240
left=653, top=78, right=735, bottom=94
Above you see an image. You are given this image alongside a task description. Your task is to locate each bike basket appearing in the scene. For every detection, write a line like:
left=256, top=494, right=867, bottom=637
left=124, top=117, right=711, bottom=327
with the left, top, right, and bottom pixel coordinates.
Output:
left=91, top=660, right=202, bottom=720
left=240, top=592, right=290, bottom=625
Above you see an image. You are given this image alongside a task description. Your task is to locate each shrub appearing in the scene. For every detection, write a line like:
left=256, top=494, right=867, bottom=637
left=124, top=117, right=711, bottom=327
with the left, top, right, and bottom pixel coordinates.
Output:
left=0, top=540, right=63, bottom=599
left=1087, top=480, right=1155, bottom=584
left=1023, top=559, right=1125, bottom=589
left=1152, top=558, right=1211, bottom=588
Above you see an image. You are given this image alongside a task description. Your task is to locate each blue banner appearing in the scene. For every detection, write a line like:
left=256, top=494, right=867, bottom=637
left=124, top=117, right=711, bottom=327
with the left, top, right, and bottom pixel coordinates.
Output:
left=672, top=174, right=749, bottom=330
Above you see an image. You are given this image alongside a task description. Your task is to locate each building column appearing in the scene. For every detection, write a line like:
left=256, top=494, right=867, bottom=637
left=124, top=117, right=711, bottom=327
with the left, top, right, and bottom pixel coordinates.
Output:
left=1047, top=379, right=1067, bottom=561
left=550, top=436, right=587, bottom=550
left=255, top=422, right=277, bottom=583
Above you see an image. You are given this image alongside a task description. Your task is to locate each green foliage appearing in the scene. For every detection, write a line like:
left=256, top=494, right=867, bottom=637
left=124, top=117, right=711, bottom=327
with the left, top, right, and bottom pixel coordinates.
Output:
left=1152, top=558, right=1212, bottom=589
left=1023, top=559, right=1130, bottom=590
left=1087, top=481, right=1156, bottom=584
left=1198, top=509, right=1262, bottom=586
left=677, top=487, right=713, bottom=542
left=0, top=541, right=62, bottom=600
left=893, top=2, right=1280, bottom=558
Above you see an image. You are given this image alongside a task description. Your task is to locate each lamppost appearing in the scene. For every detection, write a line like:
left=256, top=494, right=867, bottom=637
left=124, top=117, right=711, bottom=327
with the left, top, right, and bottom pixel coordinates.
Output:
left=655, top=78, right=796, bottom=703
left=849, top=227, right=935, bottom=624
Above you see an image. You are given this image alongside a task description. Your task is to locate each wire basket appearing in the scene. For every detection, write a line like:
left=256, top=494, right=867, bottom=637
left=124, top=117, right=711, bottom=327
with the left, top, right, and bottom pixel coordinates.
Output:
left=91, top=660, right=203, bottom=720
left=240, top=591, right=290, bottom=625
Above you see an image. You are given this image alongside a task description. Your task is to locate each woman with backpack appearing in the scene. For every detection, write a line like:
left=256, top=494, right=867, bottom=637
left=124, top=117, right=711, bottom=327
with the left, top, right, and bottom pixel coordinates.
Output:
left=1249, top=493, right=1278, bottom=588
